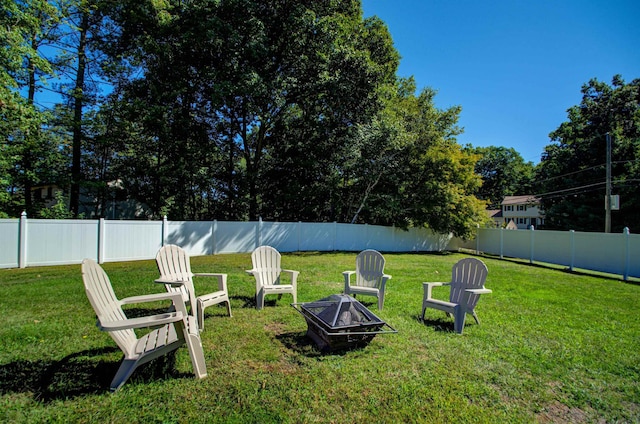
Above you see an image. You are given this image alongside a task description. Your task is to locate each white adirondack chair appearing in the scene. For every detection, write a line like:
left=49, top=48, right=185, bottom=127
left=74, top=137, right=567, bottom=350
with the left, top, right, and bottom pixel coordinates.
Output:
left=246, top=246, right=298, bottom=310
left=420, top=257, right=492, bottom=334
left=81, top=258, right=207, bottom=391
left=155, top=244, right=231, bottom=330
left=343, top=249, right=391, bottom=310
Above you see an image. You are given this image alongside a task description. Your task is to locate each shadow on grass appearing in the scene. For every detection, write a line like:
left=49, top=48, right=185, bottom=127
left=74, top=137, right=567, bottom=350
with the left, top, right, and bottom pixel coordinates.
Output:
left=1, top=342, right=195, bottom=401
left=276, top=331, right=373, bottom=357
left=415, top=314, right=458, bottom=333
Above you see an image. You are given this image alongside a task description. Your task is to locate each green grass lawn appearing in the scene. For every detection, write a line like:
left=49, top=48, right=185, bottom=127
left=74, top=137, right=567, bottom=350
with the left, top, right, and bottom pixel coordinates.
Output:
left=1, top=251, right=639, bottom=423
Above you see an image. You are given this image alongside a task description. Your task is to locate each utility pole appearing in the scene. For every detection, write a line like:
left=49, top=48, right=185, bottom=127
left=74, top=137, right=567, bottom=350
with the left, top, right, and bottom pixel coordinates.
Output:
left=605, top=133, right=612, bottom=233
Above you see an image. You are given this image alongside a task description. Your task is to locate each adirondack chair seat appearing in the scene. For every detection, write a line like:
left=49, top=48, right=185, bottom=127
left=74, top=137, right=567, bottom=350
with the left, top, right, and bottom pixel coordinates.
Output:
left=247, top=246, right=298, bottom=310
left=156, top=245, right=231, bottom=330
left=82, top=259, right=207, bottom=391
left=421, top=258, right=491, bottom=334
left=343, top=282, right=380, bottom=296
left=343, top=250, right=391, bottom=310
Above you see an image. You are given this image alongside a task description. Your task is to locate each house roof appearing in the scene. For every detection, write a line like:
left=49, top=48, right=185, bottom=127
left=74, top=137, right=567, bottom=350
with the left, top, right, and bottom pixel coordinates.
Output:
left=486, top=209, right=503, bottom=218
left=501, top=195, right=539, bottom=206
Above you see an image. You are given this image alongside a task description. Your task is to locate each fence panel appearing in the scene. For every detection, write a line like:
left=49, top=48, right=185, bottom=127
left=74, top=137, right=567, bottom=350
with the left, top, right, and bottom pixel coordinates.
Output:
left=572, top=231, right=626, bottom=276
left=103, top=221, right=163, bottom=262
left=0, top=219, right=20, bottom=268
left=261, top=222, right=300, bottom=252
left=214, top=221, right=257, bottom=254
left=166, top=221, right=214, bottom=256
left=25, top=219, right=98, bottom=266
left=334, top=223, right=367, bottom=251
left=533, top=230, right=573, bottom=266
left=299, top=223, right=336, bottom=251
left=502, top=229, right=532, bottom=259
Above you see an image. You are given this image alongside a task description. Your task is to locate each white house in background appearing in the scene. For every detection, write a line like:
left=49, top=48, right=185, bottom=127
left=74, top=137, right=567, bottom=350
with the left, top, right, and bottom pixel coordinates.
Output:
left=486, top=209, right=504, bottom=228
left=501, top=195, right=544, bottom=229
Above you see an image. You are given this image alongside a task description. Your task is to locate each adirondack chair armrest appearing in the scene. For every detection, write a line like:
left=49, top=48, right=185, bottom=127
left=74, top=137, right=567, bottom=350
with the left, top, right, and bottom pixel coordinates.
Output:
left=120, top=292, right=185, bottom=306
left=193, top=273, right=228, bottom=291
left=120, top=292, right=189, bottom=316
left=466, top=288, right=492, bottom=295
left=422, top=282, right=447, bottom=299
left=342, top=270, right=355, bottom=280
left=245, top=269, right=256, bottom=275
left=98, top=311, right=184, bottom=331
left=281, top=269, right=299, bottom=283
left=379, top=274, right=392, bottom=290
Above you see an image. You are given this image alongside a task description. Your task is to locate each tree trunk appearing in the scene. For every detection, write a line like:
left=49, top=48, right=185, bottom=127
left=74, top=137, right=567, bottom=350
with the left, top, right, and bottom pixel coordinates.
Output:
left=70, top=11, right=89, bottom=217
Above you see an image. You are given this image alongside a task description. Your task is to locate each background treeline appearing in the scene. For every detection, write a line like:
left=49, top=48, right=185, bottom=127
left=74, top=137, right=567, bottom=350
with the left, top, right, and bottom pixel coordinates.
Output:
left=2, top=0, right=639, bottom=236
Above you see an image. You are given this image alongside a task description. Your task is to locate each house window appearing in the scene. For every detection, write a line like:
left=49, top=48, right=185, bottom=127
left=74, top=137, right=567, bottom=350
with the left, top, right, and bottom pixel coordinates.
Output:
left=517, top=205, right=527, bottom=211
left=504, top=205, right=513, bottom=211
left=518, top=218, right=527, bottom=225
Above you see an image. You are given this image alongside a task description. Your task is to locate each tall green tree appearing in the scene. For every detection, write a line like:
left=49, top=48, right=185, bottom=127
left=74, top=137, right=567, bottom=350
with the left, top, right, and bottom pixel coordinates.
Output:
left=398, top=86, right=488, bottom=238
left=0, top=0, right=60, bottom=216
left=467, top=145, right=535, bottom=209
left=536, top=75, right=640, bottom=231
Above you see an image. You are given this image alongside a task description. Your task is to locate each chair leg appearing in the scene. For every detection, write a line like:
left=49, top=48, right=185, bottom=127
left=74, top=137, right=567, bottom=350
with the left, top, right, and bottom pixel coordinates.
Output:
left=377, top=294, right=384, bottom=310
left=226, top=300, right=232, bottom=317
left=453, top=305, right=466, bottom=334
left=471, top=310, right=480, bottom=325
left=184, top=333, right=207, bottom=379
left=110, top=358, right=139, bottom=392
left=197, top=300, right=205, bottom=330
left=256, top=289, right=264, bottom=310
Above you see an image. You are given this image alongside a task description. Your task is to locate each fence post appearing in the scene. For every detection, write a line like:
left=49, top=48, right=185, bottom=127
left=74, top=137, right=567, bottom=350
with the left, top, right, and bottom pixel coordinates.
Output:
left=98, top=218, right=105, bottom=263
left=213, top=220, right=218, bottom=255
left=333, top=221, right=337, bottom=251
left=569, top=230, right=575, bottom=272
left=18, top=211, right=27, bottom=268
left=298, top=221, right=302, bottom=252
left=257, top=217, right=262, bottom=248
left=162, top=215, right=168, bottom=246
left=623, top=227, right=630, bottom=281
left=529, top=225, right=535, bottom=264
left=499, top=227, right=504, bottom=259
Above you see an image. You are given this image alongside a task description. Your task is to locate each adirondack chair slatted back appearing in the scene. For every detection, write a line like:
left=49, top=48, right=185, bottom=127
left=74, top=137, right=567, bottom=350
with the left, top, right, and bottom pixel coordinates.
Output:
left=251, top=246, right=282, bottom=288
left=156, top=245, right=197, bottom=308
left=82, top=259, right=137, bottom=357
left=449, top=258, right=488, bottom=311
left=355, top=250, right=386, bottom=288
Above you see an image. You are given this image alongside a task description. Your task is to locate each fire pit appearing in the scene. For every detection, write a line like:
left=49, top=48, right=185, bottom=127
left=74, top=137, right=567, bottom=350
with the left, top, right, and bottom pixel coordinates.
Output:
left=291, top=294, right=397, bottom=352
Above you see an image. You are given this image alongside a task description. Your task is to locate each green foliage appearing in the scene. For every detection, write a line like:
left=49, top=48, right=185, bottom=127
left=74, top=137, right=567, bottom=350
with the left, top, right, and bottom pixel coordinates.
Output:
left=467, top=146, right=535, bottom=209
left=3, top=0, right=497, bottom=238
left=37, top=191, right=73, bottom=218
left=536, top=76, right=640, bottom=231
left=1, top=253, right=639, bottom=422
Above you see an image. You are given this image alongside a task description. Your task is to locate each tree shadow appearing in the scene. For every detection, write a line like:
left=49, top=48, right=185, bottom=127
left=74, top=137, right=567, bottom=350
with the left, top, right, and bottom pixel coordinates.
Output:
left=0, top=346, right=192, bottom=402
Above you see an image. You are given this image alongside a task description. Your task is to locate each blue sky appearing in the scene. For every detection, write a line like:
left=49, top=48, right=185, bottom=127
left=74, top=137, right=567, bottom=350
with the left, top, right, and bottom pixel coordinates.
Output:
left=361, top=0, right=640, bottom=164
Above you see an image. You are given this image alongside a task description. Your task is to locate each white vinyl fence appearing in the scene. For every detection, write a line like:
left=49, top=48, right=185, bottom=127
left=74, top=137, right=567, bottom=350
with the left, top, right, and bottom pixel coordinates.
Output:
left=2, top=214, right=638, bottom=280
left=0, top=213, right=458, bottom=269
left=464, top=227, right=640, bottom=280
